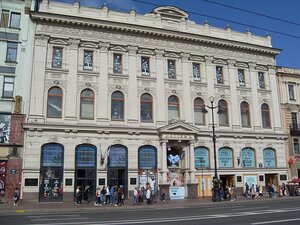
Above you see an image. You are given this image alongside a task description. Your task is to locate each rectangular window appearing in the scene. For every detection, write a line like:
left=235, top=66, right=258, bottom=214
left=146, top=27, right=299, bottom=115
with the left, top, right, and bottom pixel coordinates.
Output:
left=2, top=76, right=14, bottom=97
left=25, top=179, right=38, bottom=186
left=280, top=175, right=287, bottom=181
left=52, top=47, right=63, bottom=68
left=193, top=63, right=200, bottom=81
left=10, top=12, right=21, bottom=28
left=0, top=10, right=9, bottom=28
left=216, top=66, right=223, bottom=83
left=238, top=69, right=245, bottom=86
left=258, top=72, right=265, bottom=89
left=113, top=54, right=122, bottom=73
left=141, top=57, right=150, bottom=76
left=288, top=84, right=295, bottom=100
left=259, top=175, right=264, bottom=182
left=291, top=112, right=298, bottom=129
left=83, top=50, right=93, bottom=70
left=6, top=42, right=18, bottom=62
left=168, top=59, right=176, bottom=79
left=293, top=138, right=300, bottom=154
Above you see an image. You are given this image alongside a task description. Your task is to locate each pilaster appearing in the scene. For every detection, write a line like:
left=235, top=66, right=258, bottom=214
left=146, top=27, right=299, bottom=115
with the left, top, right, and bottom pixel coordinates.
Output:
left=156, top=49, right=166, bottom=124
left=249, top=62, right=261, bottom=131
left=181, top=53, right=192, bottom=123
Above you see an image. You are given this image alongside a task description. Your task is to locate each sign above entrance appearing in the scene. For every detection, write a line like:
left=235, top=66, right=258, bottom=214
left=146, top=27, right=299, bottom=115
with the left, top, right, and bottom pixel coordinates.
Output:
left=162, top=134, right=194, bottom=141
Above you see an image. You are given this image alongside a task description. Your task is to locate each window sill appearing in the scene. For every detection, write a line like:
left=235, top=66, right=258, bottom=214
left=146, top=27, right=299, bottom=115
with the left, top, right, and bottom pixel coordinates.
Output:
left=5, top=61, right=17, bottom=64
left=141, top=120, right=154, bottom=123
left=111, top=119, right=125, bottom=121
left=1, top=96, right=14, bottom=100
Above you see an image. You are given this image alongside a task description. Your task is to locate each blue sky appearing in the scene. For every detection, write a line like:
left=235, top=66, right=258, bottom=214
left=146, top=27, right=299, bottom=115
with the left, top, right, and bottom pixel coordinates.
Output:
left=53, top=0, right=300, bottom=69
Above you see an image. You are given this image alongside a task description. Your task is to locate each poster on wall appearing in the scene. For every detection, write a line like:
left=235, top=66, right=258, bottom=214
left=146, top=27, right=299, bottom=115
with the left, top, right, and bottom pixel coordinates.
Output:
left=0, top=114, right=11, bottom=144
left=244, top=175, right=257, bottom=189
left=0, top=161, right=6, bottom=196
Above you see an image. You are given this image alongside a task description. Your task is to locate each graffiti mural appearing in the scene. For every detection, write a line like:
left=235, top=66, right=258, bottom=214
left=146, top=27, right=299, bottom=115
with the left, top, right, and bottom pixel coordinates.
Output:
left=0, top=161, right=7, bottom=196
left=0, top=114, right=11, bottom=144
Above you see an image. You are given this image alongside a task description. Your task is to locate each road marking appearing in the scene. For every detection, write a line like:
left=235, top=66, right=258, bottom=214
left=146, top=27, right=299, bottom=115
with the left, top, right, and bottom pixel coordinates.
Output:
left=28, top=214, right=82, bottom=218
left=252, top=218, right=300, bottom=224
left=232, top=206, right=269, bottom=211
left=16, top=210, right=25, bottom=213
left=30, top=217, right=89, bottom=222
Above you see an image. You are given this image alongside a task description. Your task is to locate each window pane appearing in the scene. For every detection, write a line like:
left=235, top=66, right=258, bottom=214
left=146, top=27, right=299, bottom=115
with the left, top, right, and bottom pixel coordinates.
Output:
left=168, top=96, right=179, bottom=120
left=218, top=148, right=233, bottom=168
left=139, top=147, right=156, bottom=169
left=238, top=69, right=245, bottom=86
left=80, top=89, right=94, bottom=119
left=3, top=77, right=14, bottom=97
left=241, top=102, right=250, bottom=127
left=263, top=148, right=276, bottom=167
left=258, top=72, right=265, bottom=88
left=216, top=66, right=223, bottom=83
left=293, top=139, right=300, bottom=154
left=0, top=10, right=9, bottom=28
left=241, top=148, right=255, bottom=167
left=261, top=104, right=270, bottom=128
left=111, top=91, right=124, bottom=120
left=218, top=100, right=228, bottom=126
left=141, top=94, right=152, bottom=121
left=141, top=57, right=150, bottom=76
left=42, top=144, right=63, bottom=167
left=10, top=12, right=21, bottom=28
left=52, top=47, right=63, bottom=68
left=113, top=54, right=122, bottom=73
left=83, top=51, right=93, bottom=70
left=6, top=42, right=18, bottom=62
left=288, top=84, right=295, bottom=100
left=168, top=60, right=176, bottom=79
left=195, top=147, right=209, bottom=168
left=47, top=87, right=62, bottom=118
left=76, top=145, right=96, bottom=167
left=193, top=63, right=200, bottom=80
left=109, top=146, right=126, bottom=167
left=194, top=98, right=205, bottom=125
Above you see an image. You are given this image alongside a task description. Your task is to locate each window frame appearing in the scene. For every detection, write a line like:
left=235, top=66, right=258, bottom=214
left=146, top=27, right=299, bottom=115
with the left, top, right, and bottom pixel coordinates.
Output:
left=194, top=97, right=205, bottom=125
left=2, top=76, right=15, bottom=98
left=140, top=93, right=153, bottom=122
left=218, top=147, right=233, bottom=168
left=113, top=53, right=123, bottom=74
left=216, top=66, right=224, bottom=84
left=83, top=50, right=93, bottom=71
left=288, top=83, right=295, bottom=100
left=80, top=89, right=94, bottom=120
left=167, top=59, right=176, bottom=79
left=111, top=91, right=125, bottom=121
left=9, top=12, right=21, bottom=28
left=218, top=99, right=229, bottom=126
left=47, top=87, right=63, bottom=118
left=138, top=146, right=157, bottom=169
left=194, top=147, right=209, bottom=169
left=240, top=101, right=251, bottom=127
left=168, top=95, right=180, bottom=121
left=141, top=56, right=150, bottom=76
left=263, top=148, right=276, bottom=167
left=238, top=69, right=245, bottom=86
left=258, top=72, right=265, bottom=89
left=261, top=103, right=271, bottom=128
left=52, top=47, right=63, bottom=68
left=6, top=42, right=18, bottom=62
left=192, top=63, right=201, bottom=81
left=293, top=138, right=300, bottom=155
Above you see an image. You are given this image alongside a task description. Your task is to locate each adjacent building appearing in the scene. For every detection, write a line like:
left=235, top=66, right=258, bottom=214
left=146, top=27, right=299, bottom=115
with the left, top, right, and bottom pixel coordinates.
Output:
left=0, top=0, right=35, bottom=200
left=22, top=0, right=288, bottom=202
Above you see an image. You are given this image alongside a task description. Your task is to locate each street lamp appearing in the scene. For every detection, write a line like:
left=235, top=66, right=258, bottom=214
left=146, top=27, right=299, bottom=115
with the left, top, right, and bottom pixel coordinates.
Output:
left=202, top=96, right=221, bottom=202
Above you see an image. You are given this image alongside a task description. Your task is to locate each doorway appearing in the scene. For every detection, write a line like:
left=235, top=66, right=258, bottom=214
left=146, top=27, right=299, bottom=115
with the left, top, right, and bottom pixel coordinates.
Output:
left=265, top=173, right=278, bottom=190
left=220, top=175, right=235, bottom=187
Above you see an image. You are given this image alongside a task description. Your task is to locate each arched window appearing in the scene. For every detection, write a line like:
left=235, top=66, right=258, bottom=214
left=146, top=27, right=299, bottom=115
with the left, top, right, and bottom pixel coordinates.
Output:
left=241, top=101, right=251, bottom=127
left=261, top=103, right=271, bottom=128
left=109, top=145, right=127, bottom=167
left=218, top=100, right=229, bottom=126
left=241, top=148, right=255, bottom=167
left=47, top=87, right=63, bottom=118
left=111, top=91, right=124, bottom=120
left=138, top=146, right=157, bottom=169
left=40, top=143, right=64, bottom=202
left=218, top=147, right=233, bottom=168
left=263, top=148, right=276, bottom=167
left=168, top=95, right=179, bottom=121
left=80, top=89, right=94, bottom=120
left=140, top=93, right=153, bottom=122
left=194, top=98, right=205, bottom=125
left=75, top=144, right=96, bottom=167
left=194, top=147, right=209, bottom=168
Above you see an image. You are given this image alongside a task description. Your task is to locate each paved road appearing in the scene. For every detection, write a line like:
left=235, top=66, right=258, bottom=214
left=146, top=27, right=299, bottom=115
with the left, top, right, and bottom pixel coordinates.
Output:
left=0, top=198, right=299, bottom=225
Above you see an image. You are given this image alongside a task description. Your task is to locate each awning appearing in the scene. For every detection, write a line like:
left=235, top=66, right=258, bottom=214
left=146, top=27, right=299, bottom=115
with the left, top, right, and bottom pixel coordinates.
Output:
left=287, top=178, right=300, bottom=183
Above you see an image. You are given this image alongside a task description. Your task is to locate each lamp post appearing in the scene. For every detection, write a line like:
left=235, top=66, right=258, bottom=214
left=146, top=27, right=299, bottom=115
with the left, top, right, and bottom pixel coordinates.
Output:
left=202, top=96, right=221, bottom=202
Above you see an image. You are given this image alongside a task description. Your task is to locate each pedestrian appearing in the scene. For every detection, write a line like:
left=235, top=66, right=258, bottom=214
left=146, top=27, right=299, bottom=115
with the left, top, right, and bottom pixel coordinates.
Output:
left=83, top=185, right=90, bottom=203
left=13, top=187, right=20, bottom=206
left=259, top=185, right=263, bottom=198
left=133, top=187, right=138, bottom=205
left=251, top=184, right=255, bottom=200
left=281, top=183, right=286, bottom=196
left=255, top=185, right=259, bottom=198
left=113, top=186, right=118, bottom=206
left=109, top=185, right=115, bottom=204
left=94, top=187, right=102, bottom=206
left=244, top=182, right=249, bottom=197
left=100, top=186, right=106, bottom=204
left=75, top=185, right=82, bottom=205
left=105, top=185, right=110, bottom=204
left=118, top=186, right=124, bottom=206
left=146, top=186, right=152, bottom=205
left=160, top=187, right=166, bottom=203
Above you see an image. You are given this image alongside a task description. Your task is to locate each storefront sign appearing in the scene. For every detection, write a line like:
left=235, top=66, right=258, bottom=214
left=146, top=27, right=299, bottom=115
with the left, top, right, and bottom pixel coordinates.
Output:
left=162, top=134, right=194, bottom=140
left=169, top=187, right=185, bottom=199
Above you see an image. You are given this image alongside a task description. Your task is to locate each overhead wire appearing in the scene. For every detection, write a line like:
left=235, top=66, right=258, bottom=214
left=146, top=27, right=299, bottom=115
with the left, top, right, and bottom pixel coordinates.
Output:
left=131, top=0, right=300, bottom=40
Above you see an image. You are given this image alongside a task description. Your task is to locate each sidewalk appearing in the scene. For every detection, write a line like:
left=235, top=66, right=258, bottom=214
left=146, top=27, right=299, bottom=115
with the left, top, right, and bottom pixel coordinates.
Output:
left=0, top=196, right=296, bottom=215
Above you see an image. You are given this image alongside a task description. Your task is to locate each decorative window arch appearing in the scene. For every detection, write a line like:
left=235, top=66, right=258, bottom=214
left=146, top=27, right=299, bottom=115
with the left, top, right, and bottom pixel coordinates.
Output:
left=138, top=146, right=157, bottom=169
left=140, top=93, right=153, bottom=121
left=194, top=147, right=209, bottom=168
left=194, top=97, right=205, bottom=125
left=263, top=148, right=276, bottom=167
left=109, top=145, right=127, bottom=167
left=47, top=87, right=63, bottom=118
left=218, top=147, right=233, bottom=168
left=80, top=89, right=94, bottom=120
left=75, top=144, right=96, bottom=168
left=241, top=101, right=251, bottom=127
left=218, top=99, right=229, bottom=126
left=111, top=91, right=124, bottom=120
left=168, top=95, right=180, bottom=121
left=261, top=103, right=271, bottom=128
left=241, top=148, right=256, bottom=167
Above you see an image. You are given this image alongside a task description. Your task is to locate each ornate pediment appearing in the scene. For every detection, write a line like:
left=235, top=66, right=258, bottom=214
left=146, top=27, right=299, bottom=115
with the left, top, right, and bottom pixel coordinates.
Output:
left=158, top=120, right=199, bottom=141
left=151, top=6, right=189, bottom=22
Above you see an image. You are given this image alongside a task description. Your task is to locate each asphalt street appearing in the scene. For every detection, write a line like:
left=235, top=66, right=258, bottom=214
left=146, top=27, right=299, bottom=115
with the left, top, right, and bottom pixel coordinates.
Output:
left=0, top=198, right=299, bottom=225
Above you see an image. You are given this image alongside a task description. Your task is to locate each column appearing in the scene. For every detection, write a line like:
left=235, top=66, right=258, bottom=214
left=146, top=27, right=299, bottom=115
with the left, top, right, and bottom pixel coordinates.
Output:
left=97, top=42, right=110, bottom=123
left=161, top=141, right=168, bottom=183
left=189, top=141, right=196, bottom=183
left=205, top=56, right=216, bottom=125
left=28, top=35, right=49, bottom=122
left=184, top=145, right=190, bottom=183
left=228, top=59, right=240, bottom=129
left=156, top=49, right=166, bottom=124
left=127, top=46, right=139, bottom=124
left=249, top=62, right=261, bottom=130
left=65, top=38, right=80, bottom=122
left=181, top=53, right=192, bottom=123
left=269, top=65, right=283, bottom=131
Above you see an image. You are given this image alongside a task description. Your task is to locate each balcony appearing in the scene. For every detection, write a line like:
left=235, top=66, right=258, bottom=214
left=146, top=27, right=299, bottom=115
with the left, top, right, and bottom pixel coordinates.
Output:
left=290, top=123, right=300, bottom=136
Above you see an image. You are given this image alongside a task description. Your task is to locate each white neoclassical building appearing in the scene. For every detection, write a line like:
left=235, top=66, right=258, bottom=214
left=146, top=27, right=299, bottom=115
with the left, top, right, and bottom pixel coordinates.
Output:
left=22, top=0, right=288, bottom=202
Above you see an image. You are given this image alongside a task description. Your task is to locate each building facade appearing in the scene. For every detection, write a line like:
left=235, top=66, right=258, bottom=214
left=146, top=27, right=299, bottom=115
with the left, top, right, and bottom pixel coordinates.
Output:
left=22, top=0, right=288, bottom=202
left=277, top=67, right=300, bottom=180
left=0, top=0, right=35, bottom=200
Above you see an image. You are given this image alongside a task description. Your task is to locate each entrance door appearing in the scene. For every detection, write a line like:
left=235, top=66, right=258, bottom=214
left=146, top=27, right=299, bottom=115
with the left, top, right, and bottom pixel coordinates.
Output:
left=196, top=175, right=212, bottom=197
left=107, top=145, right=128, bottom=197
left=220, top=175, right=235, bottom=187
left=265, top=174, right=278, bottom=191
left=75, top=144, right=97, bottom=201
